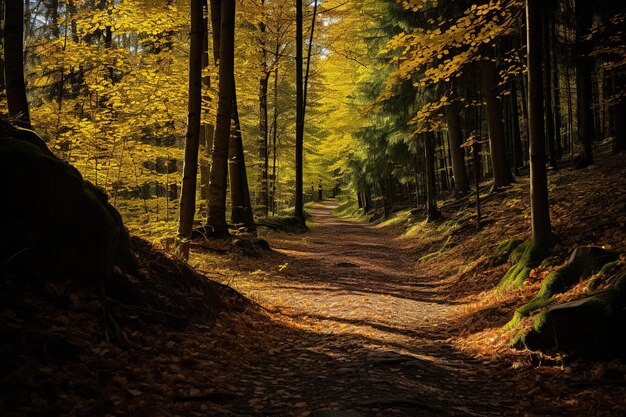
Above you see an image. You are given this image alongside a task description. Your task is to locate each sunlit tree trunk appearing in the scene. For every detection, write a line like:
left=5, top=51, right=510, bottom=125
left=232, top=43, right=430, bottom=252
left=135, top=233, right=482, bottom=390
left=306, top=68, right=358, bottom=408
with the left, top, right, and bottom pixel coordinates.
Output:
left=294, top=0, right=304, bottom=221
left=527, top=0, right=552, bottom=246
left=258, top=0, right=270, bottom=217
left=229, top=85, right=255, bottom=227
left=271, top=61, right=279, bottom=216
left=206, top=0, right=235, bottom=236
left=446, top=100, right=470, bottom=197
left=303, top=0, right=318, bottom=120
left=4, top=0, right=32, bottom=129
left=176, top=0, right=205, bottom=259
left=480, top=48, right=515, bottom=189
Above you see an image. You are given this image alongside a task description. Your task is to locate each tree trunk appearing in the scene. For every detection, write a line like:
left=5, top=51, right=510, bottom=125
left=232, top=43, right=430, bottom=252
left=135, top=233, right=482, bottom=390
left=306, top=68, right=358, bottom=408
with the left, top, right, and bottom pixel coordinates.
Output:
left=542, top=6, right=558, bottom=168
left=176, top=0, right=205, bottom=259
left=271, top=63, right=279, bottom=216
left=518, top=77, right=530, bottom=165
left=294, top=0, right=304, bottom=221
left=480, top=49, right=515, bottom=189
left=438, top=133, right=449, bottom=192
left=551, top=6, right=563, bottom=158
left=446, top=100, right=470, bottom=197
left=4, top=0, right=32, bottom=129
left=613, top=75, right=626, bottom=153
left=413, top=139, right=421, bottom=207
left=206, top=0, right=235, bottom=236
left=210, top=0, right=221, bottom=62
left=527, top=0, right=552, bottom=246
left=258, top=0, right=269, bottom=217
left=574, top=0, right=595, bottom=168
left=424, top=132, right=440, bottom=221
left=303, top=0, right=318, bottom=121
left=199, top=0, right=213, bottom=206
left=510, top=81, right=523, bottom=171
left=228, top=85, right=255, bottom=227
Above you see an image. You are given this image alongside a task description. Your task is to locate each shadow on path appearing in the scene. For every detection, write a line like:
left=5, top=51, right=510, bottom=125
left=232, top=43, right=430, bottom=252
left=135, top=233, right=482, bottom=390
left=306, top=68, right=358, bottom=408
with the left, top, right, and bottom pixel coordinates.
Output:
left=190, top=201, right=519, bottom=416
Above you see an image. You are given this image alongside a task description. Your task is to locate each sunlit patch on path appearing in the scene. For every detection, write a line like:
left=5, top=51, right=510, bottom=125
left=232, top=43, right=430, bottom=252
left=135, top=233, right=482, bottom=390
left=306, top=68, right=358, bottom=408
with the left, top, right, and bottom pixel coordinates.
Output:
left=193, top=201, right=518, bottom=416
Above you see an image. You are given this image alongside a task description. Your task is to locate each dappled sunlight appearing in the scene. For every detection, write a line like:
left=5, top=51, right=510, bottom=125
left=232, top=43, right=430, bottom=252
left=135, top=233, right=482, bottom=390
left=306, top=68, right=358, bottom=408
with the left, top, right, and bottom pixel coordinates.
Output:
left=3, top=0, right=626, bottom=414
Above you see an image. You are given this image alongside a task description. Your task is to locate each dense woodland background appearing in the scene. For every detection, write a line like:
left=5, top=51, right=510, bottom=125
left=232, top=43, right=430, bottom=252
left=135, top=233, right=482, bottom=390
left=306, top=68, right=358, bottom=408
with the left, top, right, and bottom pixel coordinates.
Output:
left=2, top=0, right=626, bottom=415
left=2, top=0, right=624, bottom=240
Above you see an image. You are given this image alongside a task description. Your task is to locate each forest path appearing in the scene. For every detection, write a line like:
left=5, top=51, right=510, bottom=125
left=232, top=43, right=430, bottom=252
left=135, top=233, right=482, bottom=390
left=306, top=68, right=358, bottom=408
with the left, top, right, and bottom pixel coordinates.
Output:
left=191, top=201, right=518, bottom=416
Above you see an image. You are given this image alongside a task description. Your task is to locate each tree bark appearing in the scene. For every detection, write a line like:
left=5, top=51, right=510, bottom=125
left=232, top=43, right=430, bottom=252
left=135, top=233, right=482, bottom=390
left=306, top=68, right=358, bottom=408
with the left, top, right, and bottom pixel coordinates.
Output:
left=206, top=0, right=235, bottom=236
left=424, top=132, right=440, bottom=221
left=271, top=62, right=279, bottom=216
left=550, top=5, right=563, bottom=158
left=446, top=100, right=470, bottom=196
left=4, top=0, right=32, bottom=129
left=303, top=0, right=318, bottom=121
left=510, top=81, right=523, bottom=171
left=176, top=0, right=205, bottom=258
left=294, top=0, right=304, bottom=221
left=574, top=0, right=595, bottom=168
left=527, top=0, right=552, bottom=246
left=199, top=0, right=213, bottom=205
left=480, top=49, right=515, bottom=189
left=228, top=85, right=255, bottom=227
left=613, top=75, right=626, bottom=153
left=258, top=0, right=269, bottom=217
left=542, top=6, right=558, bottom=168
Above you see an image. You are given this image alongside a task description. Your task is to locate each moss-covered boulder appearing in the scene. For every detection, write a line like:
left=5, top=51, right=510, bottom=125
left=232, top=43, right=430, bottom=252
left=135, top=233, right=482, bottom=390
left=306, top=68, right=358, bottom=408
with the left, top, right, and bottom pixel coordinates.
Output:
left=522, top=271, right=626, bottom=357
left=0, top=121, right=136, bottom=294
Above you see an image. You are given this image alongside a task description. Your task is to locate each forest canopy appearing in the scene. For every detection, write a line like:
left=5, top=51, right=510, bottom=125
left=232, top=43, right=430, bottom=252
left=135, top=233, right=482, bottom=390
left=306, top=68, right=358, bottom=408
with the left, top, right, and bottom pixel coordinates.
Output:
left=2, top=0, right=624, bottom=242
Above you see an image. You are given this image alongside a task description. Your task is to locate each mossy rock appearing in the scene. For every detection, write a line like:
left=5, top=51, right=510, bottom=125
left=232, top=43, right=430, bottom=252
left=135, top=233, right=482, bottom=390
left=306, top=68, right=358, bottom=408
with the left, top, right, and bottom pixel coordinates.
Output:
left=512, top=269, right=626, bottom=357
left=521, top=289, right=626, bottom=357
left=507, top=247, right=620, bottom=331
left=536, top=246, right=618, bottom=299
left=0, top=123, right=136, bottom=291
left=490, top=238, right=523, bottom=266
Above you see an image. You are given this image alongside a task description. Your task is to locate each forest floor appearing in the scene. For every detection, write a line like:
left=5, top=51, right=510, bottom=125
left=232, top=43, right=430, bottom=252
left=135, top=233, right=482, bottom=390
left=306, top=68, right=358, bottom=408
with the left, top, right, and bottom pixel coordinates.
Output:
left=3, top=156, right=626, bottom=417
left=191, top=201, right=519, bottom=416
left=187, top=153, right=626, bottom=417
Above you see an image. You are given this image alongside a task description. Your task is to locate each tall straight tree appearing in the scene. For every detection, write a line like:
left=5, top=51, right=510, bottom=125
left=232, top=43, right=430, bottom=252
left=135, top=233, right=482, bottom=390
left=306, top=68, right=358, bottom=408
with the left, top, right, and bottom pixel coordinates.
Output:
left=446, top=99, right=470, bottom=197
left=4, top=0, right=32, bottom=129
left=542, top=2, right=558, bottom=168
left=526, top=0, right=552, bottom=247
left=480, top=47, right=515, bottom=189
left=294, top=0, right=304, bottom=221
left=303, top=0, right=319, bottom=121
left=176, top=0, right=205, bottom=259
left=229, top=87, right=255, bottom=227
left=199, top=0, right=214, bottom=204
left=206, top=0, right=236, bottom=236
left=574, top=0, right=595, bottom=168
left=424, top=132, right=441, bottom=221
left=258, top=0, right=270, bottom=217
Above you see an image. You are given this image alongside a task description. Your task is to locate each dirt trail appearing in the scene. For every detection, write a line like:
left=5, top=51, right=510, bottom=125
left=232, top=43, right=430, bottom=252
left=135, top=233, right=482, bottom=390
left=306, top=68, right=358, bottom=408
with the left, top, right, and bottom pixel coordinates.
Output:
left=191, top=201, right=519, bottom=417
